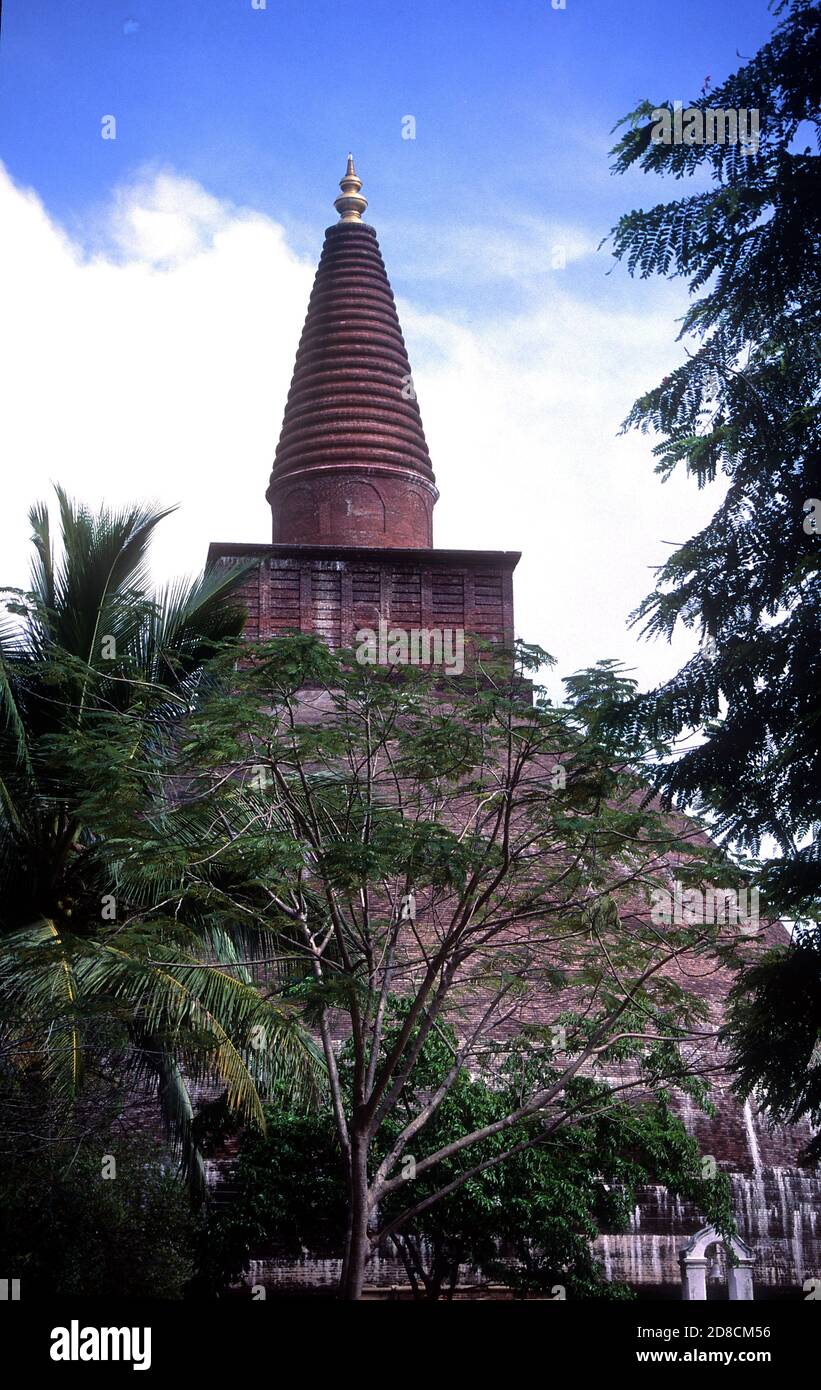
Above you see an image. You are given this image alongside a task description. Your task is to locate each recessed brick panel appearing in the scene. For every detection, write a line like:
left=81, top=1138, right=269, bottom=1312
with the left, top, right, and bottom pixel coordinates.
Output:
left=208, top=544, right=520, bottom=669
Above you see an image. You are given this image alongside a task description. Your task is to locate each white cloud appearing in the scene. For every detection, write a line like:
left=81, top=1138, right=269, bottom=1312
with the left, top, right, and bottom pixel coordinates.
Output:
left=0, top=163, right=719, bottom=694
left=382, top=212, right=599, bottom=283
left=101, top=170, right=236, bottom=267
left=0, top=162, right=313, bottom=592
left=402, top=283, right=722, bottom=693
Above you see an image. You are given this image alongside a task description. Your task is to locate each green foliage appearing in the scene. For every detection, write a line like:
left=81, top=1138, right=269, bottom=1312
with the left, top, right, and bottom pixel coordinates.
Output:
left=368, top=1013, right=732, bottom=1298
left=2, top=496, right=752, bottom=1294
left=607, top=0, right=821, bottom=1132
left=200, top=1012, right=733, bottom=1300
left=194, top=1102, right=348, bottom=1296
left=0, top=492, right=324, bottom=1192
left=168, top=630, right=754, bottom=1297
left=725, top=931, right=821, bottom=1158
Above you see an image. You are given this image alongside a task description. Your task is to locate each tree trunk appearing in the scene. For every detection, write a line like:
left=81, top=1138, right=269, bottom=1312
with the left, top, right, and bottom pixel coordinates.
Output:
left=338, top=1132, right=370, bottom=1300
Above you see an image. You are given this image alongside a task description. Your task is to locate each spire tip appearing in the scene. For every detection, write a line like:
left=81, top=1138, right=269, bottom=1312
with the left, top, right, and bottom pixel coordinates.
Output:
left=335, top=153, right=368, bottom=222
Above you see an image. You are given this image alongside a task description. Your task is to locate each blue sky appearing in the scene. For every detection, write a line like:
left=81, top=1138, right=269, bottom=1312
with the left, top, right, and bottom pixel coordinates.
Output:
left=2, top=0, right=777, bottom=290
left=0, top=0, right=781, bottom=689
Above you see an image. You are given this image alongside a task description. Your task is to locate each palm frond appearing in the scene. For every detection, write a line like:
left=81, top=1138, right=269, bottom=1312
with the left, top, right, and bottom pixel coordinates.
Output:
left=138, top=563, right=253, bottom=691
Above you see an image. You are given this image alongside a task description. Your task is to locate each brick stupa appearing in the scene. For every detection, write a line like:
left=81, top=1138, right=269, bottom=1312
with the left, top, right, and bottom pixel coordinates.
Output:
left=207, top=157, right=518, bottom=659
left=206, top=161, right=821, bottom=1296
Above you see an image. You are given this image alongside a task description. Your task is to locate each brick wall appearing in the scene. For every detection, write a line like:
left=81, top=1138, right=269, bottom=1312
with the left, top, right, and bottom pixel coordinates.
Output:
left=208, top=542, right=519, bottom=665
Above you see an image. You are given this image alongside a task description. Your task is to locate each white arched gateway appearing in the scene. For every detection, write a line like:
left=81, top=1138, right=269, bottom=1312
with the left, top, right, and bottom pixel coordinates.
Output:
left=679, top=1226, right=756, bottom=1300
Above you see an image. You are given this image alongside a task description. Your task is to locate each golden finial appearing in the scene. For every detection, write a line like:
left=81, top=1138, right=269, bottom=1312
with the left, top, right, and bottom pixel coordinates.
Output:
left=334, top=153, right=368, bottom=222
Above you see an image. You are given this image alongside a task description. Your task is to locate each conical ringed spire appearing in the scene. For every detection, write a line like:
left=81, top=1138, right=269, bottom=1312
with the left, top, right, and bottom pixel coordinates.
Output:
left=266, top=156, right=437, bottom=549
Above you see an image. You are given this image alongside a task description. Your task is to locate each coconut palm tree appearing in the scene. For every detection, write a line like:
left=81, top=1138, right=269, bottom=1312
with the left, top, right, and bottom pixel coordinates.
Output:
left=0, top=489, right=322, bottom=1192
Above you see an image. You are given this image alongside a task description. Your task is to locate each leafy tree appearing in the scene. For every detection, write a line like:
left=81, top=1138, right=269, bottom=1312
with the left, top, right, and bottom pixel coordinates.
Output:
left=193, top=1099, right=347, bottom=1297
left=199, top=1014, right=732, bottom=1301
left=0, top=491, right=322, bottom=1191
left=367, top=1013, right=732, bottom=1300
left=606, top=0, right=821, bottom=1137
left=171, top=633, right=753, bottom=1298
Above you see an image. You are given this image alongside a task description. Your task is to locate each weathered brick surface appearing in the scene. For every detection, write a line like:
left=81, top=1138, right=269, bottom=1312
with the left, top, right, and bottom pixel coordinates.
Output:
left=207, top=543, right=519, bottom=663
left=266, top=220, right=438, bottom=548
